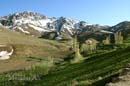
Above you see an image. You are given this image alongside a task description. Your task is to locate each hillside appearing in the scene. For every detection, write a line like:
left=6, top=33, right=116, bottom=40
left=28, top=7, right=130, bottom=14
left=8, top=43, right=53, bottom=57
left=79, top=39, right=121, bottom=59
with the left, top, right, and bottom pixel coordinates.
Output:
left=31, top=47, right=130, bottom=86
left=0, top=25, right=71, bottom=73
left=0, top=47, right=130, bottom=86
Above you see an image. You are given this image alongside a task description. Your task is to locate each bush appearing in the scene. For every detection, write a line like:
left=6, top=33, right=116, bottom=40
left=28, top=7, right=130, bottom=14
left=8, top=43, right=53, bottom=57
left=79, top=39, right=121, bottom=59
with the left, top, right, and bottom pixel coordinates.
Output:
left=31, top=57, right=54, bottom=75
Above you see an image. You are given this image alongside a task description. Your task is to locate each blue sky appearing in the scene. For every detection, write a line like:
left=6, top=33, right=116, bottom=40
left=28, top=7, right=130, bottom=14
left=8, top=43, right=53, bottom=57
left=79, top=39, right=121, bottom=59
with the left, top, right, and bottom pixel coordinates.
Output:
left=0, top=0, right=130, bottom=26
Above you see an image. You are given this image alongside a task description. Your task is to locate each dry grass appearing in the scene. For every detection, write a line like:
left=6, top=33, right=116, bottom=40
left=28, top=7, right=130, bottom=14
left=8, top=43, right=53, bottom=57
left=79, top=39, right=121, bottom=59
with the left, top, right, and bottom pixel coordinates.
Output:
left=0, top=26, right=71, bottom=73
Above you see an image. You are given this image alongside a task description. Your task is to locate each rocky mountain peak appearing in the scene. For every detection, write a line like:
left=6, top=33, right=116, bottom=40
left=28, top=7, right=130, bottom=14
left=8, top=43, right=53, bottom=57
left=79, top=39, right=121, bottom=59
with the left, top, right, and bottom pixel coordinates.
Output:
left=1, top=11, right=128, bottom=41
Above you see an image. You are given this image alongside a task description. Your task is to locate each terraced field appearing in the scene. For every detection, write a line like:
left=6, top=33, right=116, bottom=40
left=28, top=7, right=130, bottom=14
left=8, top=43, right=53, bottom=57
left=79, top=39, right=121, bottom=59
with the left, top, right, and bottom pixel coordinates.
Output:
left=0, top=47, right=130, bottom=86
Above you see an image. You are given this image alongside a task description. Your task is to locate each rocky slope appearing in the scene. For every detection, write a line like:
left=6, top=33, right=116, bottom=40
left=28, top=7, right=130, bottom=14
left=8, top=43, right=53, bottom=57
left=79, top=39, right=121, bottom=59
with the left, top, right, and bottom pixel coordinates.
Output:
left=106, top=63, right=130, bottom=86
left=0, top=12, right=89, bottom=35
left=0, top=11, right=130, bottom=41
left=110, top=21, right=130, bottom=40
left=0, top=11, right=110, bottom=40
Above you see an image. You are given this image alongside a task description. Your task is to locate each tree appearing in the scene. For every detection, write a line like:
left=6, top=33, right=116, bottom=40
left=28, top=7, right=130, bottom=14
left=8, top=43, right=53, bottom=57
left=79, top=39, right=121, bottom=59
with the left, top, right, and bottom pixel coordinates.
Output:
left=72, top=35, right=83, bottom=63
left=81, top=38, right=97, bottom=55
left=114, top=32, right=123, bottom=44
left=102, top=35, right=111, bottom=45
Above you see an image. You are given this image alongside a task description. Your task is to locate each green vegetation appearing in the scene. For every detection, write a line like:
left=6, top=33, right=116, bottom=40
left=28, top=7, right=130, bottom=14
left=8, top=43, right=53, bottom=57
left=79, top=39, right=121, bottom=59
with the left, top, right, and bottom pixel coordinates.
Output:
left=114, top=32, right=124, bottom=44
left=81, top=38, right=97, bottom=55
left=102, top=35, right=111, bottom=45
left=0, top=47, right=130, bottom=86
left=0, top=24, right=130, bottom=86
left=71, top=35, right=83, bottom=63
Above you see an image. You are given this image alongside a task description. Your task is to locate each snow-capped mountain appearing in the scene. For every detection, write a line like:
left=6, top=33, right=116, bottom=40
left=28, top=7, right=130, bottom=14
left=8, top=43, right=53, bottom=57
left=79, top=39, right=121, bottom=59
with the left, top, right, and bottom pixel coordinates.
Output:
left=0, top=11, right=56, bottom=36
left=0, top=11, right=92, bottom=38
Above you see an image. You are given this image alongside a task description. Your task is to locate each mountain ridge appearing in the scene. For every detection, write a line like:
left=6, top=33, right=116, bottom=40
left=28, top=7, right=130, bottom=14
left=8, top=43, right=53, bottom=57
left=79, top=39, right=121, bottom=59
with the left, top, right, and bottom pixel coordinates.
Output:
left=0, top=11, right=104, bottom=36
left=0, top=11, right=130, bottom=41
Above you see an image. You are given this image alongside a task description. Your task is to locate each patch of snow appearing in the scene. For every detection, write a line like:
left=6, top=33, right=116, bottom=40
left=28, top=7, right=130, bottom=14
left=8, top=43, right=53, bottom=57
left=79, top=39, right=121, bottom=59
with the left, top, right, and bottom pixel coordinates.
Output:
left=55, top=36, right=62, bottom=40
left=24, top=26, right=28, bottom=29
left=38, top=19, right=52, bottom=27
left=14, top=17, right=53, bottom=28
left=0, top=55, right=10, bottom=60
left=28, top=24, right=50, bottom=32
left=17, top=27, right=30, bottom=34
left=100, top=30, right=113, bottom=34
left=61, top=25, right=73, bottom=35
left=0, top=47, right=14, bottom=60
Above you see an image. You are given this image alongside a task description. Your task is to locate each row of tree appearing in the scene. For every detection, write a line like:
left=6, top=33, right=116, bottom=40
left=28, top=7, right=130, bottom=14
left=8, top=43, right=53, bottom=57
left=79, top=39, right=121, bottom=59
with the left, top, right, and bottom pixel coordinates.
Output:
left=71, top=31, right=124, bottom=63
left=103, top=32, right=123, bottom=45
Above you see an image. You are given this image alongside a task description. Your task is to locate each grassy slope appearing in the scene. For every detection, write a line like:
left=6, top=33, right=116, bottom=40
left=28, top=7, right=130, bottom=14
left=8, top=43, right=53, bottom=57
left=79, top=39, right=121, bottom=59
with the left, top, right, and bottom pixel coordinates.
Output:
left=0, top=25, right=70, bottom=73
left=23, top=47, right=130, bottom=86
left=1, top=25, right=130, bottom=86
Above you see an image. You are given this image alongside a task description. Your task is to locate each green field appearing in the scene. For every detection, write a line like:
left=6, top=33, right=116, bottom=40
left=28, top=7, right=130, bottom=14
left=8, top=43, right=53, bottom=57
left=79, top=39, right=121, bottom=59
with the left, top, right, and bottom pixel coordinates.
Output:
left=0, top=47, right=130, bottom=86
